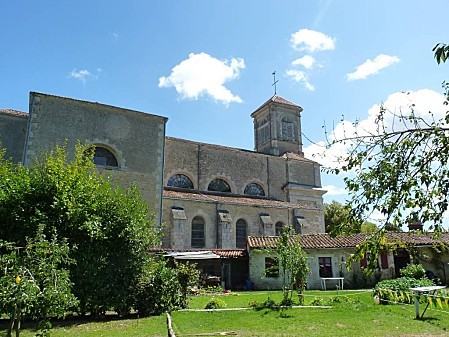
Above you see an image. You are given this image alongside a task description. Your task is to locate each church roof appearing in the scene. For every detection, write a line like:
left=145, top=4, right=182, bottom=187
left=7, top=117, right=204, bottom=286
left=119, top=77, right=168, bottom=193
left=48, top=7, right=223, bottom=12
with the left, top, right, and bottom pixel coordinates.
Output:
left=163, top=187, right=312, bottom=210
left=252, top=95, right=302, bottom=116
left=0, top=109, right=28, bottom=118
left=248, top=232, right=449, bottom=250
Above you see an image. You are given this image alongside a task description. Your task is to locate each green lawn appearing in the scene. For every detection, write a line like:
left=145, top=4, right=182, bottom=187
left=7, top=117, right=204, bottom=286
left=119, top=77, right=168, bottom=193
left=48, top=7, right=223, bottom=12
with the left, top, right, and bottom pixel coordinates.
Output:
left=2, top=290, right=449, bottom=337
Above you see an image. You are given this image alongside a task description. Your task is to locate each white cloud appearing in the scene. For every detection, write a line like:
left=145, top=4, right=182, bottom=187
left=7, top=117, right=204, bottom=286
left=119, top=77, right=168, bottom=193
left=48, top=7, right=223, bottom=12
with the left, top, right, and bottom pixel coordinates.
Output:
left=158, top=52, right=245, bottom=105
left=291, top=29, right=335, bottom=52
left=321, top=184, right=347, bottom=196
left=69, top=68, right=100, bottom=83
left=285, top=69, right=314, bottom=91
left=346, top=54, right=400, bottom=81
left=291, top=55, right=316, bottom=69
left=304, top=89, right=448, bottom=169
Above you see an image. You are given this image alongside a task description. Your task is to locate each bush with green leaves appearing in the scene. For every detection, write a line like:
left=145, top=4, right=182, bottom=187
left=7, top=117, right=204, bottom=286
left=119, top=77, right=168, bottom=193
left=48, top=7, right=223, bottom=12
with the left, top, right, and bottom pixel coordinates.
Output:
left=134, top=260, right=182, bottom=316
left=204, top=297, right=227, bottom=309
left=0, top=226, right=78, bottom=337
left=0, top=144, right=161, bottom=315
left=373, top=277, right=434, bottom=304
left=400, top=263, right=426, bottom=279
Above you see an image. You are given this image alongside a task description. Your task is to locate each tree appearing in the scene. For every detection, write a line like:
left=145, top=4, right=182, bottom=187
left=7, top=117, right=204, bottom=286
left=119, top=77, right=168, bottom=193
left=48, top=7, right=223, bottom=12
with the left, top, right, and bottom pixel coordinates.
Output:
left=0, top=226, right=77, bottom=337
left=272, top=227, right=310, bottom=306
left=325, top=44, right=449, bottom=265
left=0, top=144, right=161, bottom=315
left=324, top=200, right=379, bottom=234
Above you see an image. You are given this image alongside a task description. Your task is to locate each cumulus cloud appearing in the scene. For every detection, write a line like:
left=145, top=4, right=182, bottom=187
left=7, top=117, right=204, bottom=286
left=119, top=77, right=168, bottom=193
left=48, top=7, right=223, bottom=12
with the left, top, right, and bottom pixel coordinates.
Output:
left=291, top=55, right=316, bottom=69
left=158, top=52, right=245, bottom=105
left=321, top=184, right=347, bottom=196
left=69, top=68, right=101, bottom=83
left=285, top=69, right=314, bottom=91
left=304, top=89, right=448, bottom=169
left=291, top=29, right=335, bottom=52
left=346, top=54, right=400, bottom=81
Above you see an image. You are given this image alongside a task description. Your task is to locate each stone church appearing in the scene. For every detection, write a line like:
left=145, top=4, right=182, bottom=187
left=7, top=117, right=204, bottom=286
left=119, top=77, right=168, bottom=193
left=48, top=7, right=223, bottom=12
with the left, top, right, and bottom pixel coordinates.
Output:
left=1, top=91, right=327, bottom=288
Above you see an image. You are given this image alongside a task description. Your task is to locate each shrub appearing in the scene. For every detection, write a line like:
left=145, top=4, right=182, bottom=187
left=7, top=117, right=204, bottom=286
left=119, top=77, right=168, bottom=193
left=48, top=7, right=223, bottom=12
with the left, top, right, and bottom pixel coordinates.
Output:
left=400, top=263, right=426, bottom=279
left=373, top=277, right=434, bottom=304
left=310, top=297, right=325, bottom=306
left=204, top=297, right=227, bottom=309
left=134, top=260, right=183, bottom=316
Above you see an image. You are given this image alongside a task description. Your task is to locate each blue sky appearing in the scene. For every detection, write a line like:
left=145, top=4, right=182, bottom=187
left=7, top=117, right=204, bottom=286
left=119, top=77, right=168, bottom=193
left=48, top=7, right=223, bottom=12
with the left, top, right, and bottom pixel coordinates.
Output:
left=1, top=1, right=449, bottom=214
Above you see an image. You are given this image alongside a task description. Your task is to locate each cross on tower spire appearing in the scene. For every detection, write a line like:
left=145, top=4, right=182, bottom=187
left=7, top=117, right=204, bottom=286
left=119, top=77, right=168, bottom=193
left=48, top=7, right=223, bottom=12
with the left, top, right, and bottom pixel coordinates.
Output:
left=272, top=71, right=278, bottom=95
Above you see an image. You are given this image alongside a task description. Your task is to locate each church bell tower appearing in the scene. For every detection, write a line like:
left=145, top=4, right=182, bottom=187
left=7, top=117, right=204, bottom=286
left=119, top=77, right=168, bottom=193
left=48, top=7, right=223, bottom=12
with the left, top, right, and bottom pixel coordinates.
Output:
left=251, top=95, right=304, bottom=156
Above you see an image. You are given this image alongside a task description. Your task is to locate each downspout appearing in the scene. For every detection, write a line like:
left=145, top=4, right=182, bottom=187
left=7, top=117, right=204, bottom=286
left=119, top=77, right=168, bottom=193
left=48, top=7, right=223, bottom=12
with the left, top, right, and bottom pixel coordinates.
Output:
left=215, top=202, right=219, bottom=249
left=266, top=156, right=270, bottom=197
left=158, top=120, right=167, bottom=228
left=197, top=144, right=201, bottom=191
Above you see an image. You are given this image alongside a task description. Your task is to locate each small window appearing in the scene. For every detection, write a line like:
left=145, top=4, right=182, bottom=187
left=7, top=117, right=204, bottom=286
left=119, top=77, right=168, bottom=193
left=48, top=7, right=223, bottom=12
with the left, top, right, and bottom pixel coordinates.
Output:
left=319, top=257, right=333, bottom=277
left=93, top=147, right=118, bottom=167
left=282, top=118, right=294, bottom=142
left=265, top=257, right=279, bottom=278
left=275, top=222, right=285, bottom=236
left=236, top=219, right=247, bottom=249
left=191, top=216, right=205, bottom=248
left=244, top=183, right=265, bottom=196
left=167, top=174, right=194, bottom=189
left=208, top=178, right=231, bottom=193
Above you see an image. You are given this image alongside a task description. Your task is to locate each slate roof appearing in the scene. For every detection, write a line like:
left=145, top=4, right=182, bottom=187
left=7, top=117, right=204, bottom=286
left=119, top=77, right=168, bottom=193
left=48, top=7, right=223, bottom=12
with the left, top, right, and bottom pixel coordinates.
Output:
left=248, top=232, right=449, bottom=250
left=149, top=248, right=247, bottom=259
left=0, top=109, right=28, bottom=118
left=163, top=187, right=309, bottom=209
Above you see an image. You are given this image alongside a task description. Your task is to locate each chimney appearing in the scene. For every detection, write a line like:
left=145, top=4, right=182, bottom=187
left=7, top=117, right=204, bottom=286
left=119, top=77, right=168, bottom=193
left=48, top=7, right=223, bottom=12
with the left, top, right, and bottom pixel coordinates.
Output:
left=408, top=220, right=423, bottom=231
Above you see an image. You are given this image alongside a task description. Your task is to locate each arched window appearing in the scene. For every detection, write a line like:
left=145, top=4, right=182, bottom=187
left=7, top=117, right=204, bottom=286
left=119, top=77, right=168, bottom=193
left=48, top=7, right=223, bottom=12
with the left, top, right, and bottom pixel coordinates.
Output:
left=208, top=178, right=231, bottom=193
left=236, top=219, right=247, bottom=249
left=275, top=221, right=285, bottom=236
left=191, top=216, right=205, bottom=248
left=167, top=174, right=194, bottom=189
left=244, top=183, right=265, bottom=196
left=282, top=118, right=294, bottom=142
left=93, top=147, right=118, bottom=167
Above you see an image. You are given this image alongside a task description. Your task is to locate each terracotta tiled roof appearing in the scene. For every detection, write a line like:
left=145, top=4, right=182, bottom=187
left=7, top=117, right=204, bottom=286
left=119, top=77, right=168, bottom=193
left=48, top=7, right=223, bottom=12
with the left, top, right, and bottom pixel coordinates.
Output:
left=149, top=248, right=247, bottom=258
left=248, top=232, right=449, bottom=250
left=163, top=188, right=308, bottom=209
left=0, top=109, right=28, bottom=118
left=253, top=95, right=302, bottom=113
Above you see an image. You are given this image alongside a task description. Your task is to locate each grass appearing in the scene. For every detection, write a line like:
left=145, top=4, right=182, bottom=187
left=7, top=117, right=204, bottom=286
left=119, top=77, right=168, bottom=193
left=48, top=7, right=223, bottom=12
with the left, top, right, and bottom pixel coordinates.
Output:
left=2, top=290, right=449, bottom=337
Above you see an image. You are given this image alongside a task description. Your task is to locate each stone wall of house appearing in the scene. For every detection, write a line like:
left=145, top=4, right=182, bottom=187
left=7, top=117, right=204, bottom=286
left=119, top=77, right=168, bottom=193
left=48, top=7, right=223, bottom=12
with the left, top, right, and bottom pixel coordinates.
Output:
left=24, top=92, right=167, bottom=224
left=162, top=197, right=303, bottom=249
left=0, top=111, right=28, bottom=163
left=164, top=137, right=323, bottom=199
left=249, top=248, right=397, bottom=290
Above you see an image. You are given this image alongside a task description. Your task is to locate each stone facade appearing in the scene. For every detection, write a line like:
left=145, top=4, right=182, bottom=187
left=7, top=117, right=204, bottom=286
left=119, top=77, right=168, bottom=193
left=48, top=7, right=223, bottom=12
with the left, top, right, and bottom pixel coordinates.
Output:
left=162, top=95, right=326, bottom=253
left=0, top=109, right=28, bottom=163
left=1, top=92, right=167, bottom=225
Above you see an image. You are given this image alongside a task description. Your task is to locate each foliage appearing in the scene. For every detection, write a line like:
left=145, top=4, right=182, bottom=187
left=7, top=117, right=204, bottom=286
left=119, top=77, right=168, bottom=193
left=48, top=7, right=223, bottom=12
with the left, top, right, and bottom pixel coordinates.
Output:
left=204, top=297, right=227, bottom=309
left=324, top=44, right=449, bottom=266
left=134, top=260, right=183, bottom=316
left=399, top=263, right=426, bottom=279
left=271, top=227, right=310, bottom=306
left=433, top=43, right=449, bottom=65
left=0, top=144, right=161, bottom=315
left=373, top=277, right=434, bottom=304
left=0, top=226, right=78, bottom=337
left=325, top=200, right=379, bottom=234
left=174, top=261, right=201, bottom=308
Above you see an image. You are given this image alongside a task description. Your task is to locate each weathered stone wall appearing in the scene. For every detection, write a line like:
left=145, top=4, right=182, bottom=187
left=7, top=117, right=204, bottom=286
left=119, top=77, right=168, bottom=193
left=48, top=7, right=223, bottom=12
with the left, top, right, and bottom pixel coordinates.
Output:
left=24, top=92, right=167, bottom=224
left=162, top=197, right=298, bottom=249
left=0, top=111, right=28, bottom=163
left=164, top=137, right=322, bottom=198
